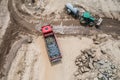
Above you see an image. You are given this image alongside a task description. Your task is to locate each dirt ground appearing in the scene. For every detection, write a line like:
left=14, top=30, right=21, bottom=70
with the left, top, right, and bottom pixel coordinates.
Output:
left=0, top=0, right=120, bottom=80
left=6, top=36, right=93, bottom=80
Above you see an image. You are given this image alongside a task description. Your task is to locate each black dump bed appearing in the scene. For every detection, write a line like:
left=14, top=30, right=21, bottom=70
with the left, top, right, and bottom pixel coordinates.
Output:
left=45, top=35, right=61, bottom=63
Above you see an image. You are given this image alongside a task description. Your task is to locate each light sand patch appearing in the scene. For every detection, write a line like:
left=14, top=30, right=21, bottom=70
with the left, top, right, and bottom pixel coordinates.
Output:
left=7, top=36, right=93, bottom=80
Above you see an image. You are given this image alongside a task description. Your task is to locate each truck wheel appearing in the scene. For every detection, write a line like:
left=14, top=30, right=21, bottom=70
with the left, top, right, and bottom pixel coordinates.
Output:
left=81, top=20, right=86, bottom=24
left=89, top=22, right=95, bottom=27
left=80, top=17, right=86, bottom=24
left=67, top=9, right=71, bottom=15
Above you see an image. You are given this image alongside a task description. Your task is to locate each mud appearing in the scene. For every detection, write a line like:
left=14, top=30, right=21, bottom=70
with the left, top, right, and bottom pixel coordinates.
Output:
left=100, top=18, right=120, bottom=35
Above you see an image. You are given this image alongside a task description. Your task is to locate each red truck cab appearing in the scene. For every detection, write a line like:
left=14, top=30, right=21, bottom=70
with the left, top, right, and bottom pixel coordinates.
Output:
left=41, top=25, right=62, bottom=63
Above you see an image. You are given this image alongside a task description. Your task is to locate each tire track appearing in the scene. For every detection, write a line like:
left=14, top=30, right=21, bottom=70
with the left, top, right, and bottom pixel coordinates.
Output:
left=8, top=0, right=38, bottom=34
left=3, top=36, right=32, bottom=80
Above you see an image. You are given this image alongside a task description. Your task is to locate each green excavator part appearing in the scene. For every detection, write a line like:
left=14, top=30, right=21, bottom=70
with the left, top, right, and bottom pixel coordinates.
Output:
left=82, top=12, right=95, bottom=21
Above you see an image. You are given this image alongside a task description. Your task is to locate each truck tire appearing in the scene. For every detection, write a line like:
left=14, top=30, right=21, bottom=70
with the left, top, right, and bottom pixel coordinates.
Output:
left=67, top=9, right=71, bottom=15
left=80, top=17, right=86, bottom=24
left=89, top=22, right=95, bottom=27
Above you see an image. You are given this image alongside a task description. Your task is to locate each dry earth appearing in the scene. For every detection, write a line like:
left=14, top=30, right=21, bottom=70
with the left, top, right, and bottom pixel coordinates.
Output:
left=0, top=0, right=120, bottom=80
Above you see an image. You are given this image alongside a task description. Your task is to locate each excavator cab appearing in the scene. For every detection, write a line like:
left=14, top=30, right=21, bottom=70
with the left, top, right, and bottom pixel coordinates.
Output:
left=80, top=12, right=95, bottom=27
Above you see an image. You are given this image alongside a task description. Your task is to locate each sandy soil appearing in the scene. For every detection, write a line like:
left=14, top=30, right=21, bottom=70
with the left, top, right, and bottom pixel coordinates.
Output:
left=0, top=0, right=120, bottom=80
left=6, top=36, right=93, bottom=80
left=0, top=0, right=10, bottom=44
left=43, top=0, right=120, bottom=20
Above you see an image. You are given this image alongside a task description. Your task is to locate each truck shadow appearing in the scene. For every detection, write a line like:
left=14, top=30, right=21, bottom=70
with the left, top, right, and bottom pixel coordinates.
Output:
left=51, top=60, right=62, bottom=66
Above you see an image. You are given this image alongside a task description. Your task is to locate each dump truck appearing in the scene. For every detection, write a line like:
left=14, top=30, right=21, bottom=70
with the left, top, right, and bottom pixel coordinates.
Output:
left=41, top=25, right=62, bottom=63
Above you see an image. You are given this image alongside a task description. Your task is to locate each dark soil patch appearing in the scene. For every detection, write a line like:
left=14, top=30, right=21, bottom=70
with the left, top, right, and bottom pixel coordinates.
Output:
left=52, top=17, right=120, bottom=36
left=0, top=16, right=28, bottom=77
left=100, top=18, right=120, bottom=35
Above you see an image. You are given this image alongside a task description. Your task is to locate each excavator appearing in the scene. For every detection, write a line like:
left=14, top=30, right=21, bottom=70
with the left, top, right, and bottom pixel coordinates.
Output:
left=80, top=11, right=103, bottom=27
left=65, top=3, right=79, bottom=18
left=65, top=3, right=103, bottom=27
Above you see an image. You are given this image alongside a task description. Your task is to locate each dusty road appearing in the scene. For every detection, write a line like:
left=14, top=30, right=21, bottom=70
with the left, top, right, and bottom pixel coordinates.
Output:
left=7, top=36, right=93, bottom=80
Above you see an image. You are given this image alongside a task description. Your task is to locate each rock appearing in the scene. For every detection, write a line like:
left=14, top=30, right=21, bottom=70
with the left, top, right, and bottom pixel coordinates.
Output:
left=81, top=55, right=87, bottom=61
left=78, top=62, right=83, bottom=67
left=85, top=49, right=96, bottom=58
left=83, top=67, right=90, bottom=72
left=75, top=58, right=79, bottom=62
left=85, top=61, right=90, bottom=67
left=94, top=41, right=101, bottom=44
left=99, top=69, right=105, bottom=73
left=88, top=58, right=94, bottom=69
left=81, top=50, right=85, bottom=54
left=102, top=76, right=108, bottom=80
left=93, top=57, right=99, bottom=62
left=104, top=60, right=109, bottom=63
left=91, top=53, right=96, bottom=58
left=78, top=68, right=82, bottom=74
left=97, top=34, right=108, bottom=39
left=85, top=50, right=92, bottom=56
left=118, top=36, right=120, bottom=39
left=78, top=58, right=82, bottom=62
left=98, top=60, right=105, bottom=65
left=80, top=67, right=85, bottom=73
left=118, top=45, right=120, bottom=49
left=101, top=50, right=107, bottom=54
left=112, top=69, right=117, bottom=74
left=84, top=53, right=88, bottom=58
left=108, top=72, right=113, bottom=77
left=98, top=74, right=108, bottom=80
left=94, top=77, right=98, bottom=80
left=75, top=61, right=80, bottom=66
left=89, top=62, right=94, bottom=69
left=111, top=65, right=115, bottom=69
left=92, top=36, right=97, bottom=41
left=82, top=60, right=87, bottom=63
left=109, top=78, right=113, bottom=80
left=98, top=73, right=103, bottom=79
left=74, top=71, right=80, bottom=76
left=91, top=49, right=97, bottom=53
